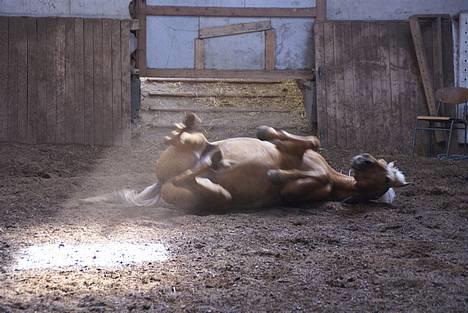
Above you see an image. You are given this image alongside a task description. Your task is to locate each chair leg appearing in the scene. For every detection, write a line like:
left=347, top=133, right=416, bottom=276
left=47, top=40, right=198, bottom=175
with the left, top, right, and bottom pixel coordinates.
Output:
left=446, top=120, right=455, bottom=157
left=412, top=121, right=418, bottom=156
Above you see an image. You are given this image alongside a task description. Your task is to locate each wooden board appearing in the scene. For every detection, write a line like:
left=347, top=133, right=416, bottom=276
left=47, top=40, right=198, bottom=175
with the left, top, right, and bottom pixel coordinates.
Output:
left=102, top=20, right=114, bottom=145
left=46, top=18, right=57, bottom=143
left=314, top=21, right=452, bottom=153
left=314, top=22, right=327, bottom=145
left=144, top=5, right=317, bottom=18
left=199, top=20, right=271, bottom=39
left=36, top=19, right=48, bottom=143
left=121, top=20, right=131, bottom=145
left=265, top=30, right=275, bottom=70
left=17, top=18, right=28, bottom=143
left=55, top=19, right=66, bottom=144
left=83, top=19, right=94, bottom=145
left=1, top=17, right=132, bottom=146
left=0, top=18, right=8, bottom=142
left=111, top=20, right=123, bottom=145
left=194, top=39, right=205, bottom=70
left=64, top=19, right=75, bottom=144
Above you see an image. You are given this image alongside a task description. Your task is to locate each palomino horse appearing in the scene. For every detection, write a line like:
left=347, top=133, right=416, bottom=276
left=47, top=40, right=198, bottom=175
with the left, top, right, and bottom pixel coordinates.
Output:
left=83, top=113, right=408, bottom=210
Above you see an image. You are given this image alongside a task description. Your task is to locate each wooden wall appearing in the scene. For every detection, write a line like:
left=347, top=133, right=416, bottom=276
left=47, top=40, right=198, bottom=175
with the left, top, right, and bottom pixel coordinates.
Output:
left=0, top=17, right=131, bottom=146
left=315, top=21, right=453, bottom=154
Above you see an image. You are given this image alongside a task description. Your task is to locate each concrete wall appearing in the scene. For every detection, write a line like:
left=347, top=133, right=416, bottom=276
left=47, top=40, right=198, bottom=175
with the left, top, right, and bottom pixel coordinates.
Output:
left=327, top=0, right=468, bottom=20
left=0, top=0, right=130, bottom=19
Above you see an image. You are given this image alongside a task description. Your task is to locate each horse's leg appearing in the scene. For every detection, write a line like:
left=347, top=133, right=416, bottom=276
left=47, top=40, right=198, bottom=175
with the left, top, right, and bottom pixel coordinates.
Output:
left=256, top=126, right=320, bottom=151
left=161, top=178, right=232, bottom=211
left=280, top=178, right=332, bottom=203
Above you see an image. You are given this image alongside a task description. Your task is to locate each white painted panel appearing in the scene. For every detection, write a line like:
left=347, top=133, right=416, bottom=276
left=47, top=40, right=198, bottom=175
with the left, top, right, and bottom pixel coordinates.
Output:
left=272, top=18, right=313, bottom=69
left=205, top=32, right=265, bottom=69
left=146, top=16, right=198, bottom=69
left=244, top=0, right=315, bottom=8
left=0, top=0, right=70, bottom=16
left=201, top=17, right=266, bottom=70
left=147, top=0, right=245, bottom=7
left=327, top=0, right=468, bottom=21
left=71, top=0, right=130, bottom=18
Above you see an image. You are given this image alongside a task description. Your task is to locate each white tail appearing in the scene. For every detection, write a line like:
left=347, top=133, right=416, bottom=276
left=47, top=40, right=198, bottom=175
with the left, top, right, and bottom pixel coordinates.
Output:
left=81, top=182, right=161, bottom=207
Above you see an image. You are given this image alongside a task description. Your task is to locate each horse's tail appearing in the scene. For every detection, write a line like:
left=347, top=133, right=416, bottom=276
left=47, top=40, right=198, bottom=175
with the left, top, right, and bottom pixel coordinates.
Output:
left=81, top=182, right=161, bottom=207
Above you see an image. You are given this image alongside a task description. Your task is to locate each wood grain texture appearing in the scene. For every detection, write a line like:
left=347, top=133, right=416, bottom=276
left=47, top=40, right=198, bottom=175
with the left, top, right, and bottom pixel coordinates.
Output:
left=0, top=18, right=9, bottom=142
left=324, top=22, right=337, bottom=147
left=111, top=20, right=123, bottom=145
left=26, top=18, right=38, bottom=144
left=8, top=18, right=19, bottom=142
left=46, top=18, right=57, bottom=143
left=199, top=20, right=271, bottom=39
left=93, top=20, right=104, bottom=145
left=121, top=20, right=131, bottom=145
left=74, top=18, right=85, bottom=144
left=102, top=20, right=114, bottom=145
left=36, top=19, right=48, bottom=143
left=64, top=19, right=75, bottom=144
left=55, top=19, right=66, bottom=144
left=83, top=19, right=94, bottom=145
left=314, top=22, right=327, bottom=146
left=265, top=30, right=275, bottom=70
left=144, top=5, right=316, bottom=18
left=17, top=18, right=28, bottom=143
left=194, top=39, right=205, bottom=70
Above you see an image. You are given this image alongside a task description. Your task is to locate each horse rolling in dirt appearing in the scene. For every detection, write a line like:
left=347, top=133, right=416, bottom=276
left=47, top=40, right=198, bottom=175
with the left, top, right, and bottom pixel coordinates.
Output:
left=83, top=113, right=408, bottom=211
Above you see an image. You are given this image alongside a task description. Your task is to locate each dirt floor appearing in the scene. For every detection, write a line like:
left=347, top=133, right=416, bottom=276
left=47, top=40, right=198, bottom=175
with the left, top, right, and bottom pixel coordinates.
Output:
left=0, top=81, right=467, bottom=312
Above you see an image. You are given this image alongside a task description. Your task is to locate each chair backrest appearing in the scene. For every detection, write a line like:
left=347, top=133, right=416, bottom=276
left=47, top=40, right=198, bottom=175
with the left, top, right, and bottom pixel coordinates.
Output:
left=435, top=87, right=468, bottom=104
left=435, top=87, right=468, bottom=119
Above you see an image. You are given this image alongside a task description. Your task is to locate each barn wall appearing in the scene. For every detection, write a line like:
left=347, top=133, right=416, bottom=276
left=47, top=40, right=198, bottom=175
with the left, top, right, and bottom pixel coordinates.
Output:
left=0, top=0, right=130, bottom=19
left=0, top=16, right=131, bottom=146
left=327, top=0, right=468, bottom=20
left=315, top=20, right=454, bottom=154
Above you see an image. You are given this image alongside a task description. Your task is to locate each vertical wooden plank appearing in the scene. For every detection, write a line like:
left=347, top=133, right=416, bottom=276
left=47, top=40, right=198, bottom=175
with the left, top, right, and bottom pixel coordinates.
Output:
left=8, top=18, right=19, bottom=142
left=46, top=18, right=57, bottom=143
left=121, top=20, right=132, bottom=145
left=352, top=23, right=372, bottom=150
left=0, top=17, right=9, bottom=142
left=93, top=20, right=104, bottom=145
left=136, top=0, right=147, bottom=75
left=102, top=20, right=114, bottom=145
left=111, top=20, right=123, bottom=145
left=64, top=19, right=75, bottom=144
left=366, top=23, right=381, bottom=151
left=83, top=20, right=94, bottom=145
left=74, top=18, right=85, bottom=144
left=316, top=0, right=327, bottom=22
left=341, top=22, right=356, bottom=150
left=26, top=18, right=38, bottom=144
left=373, top=23, right=392, bottom=153
left=265, top=30, right=275, bottom=70
left=17, top=18, right=28, bottom=143
left=324, top=22, right=337, bottom=147
left=314, top=22, right=327, bottom=146
left=55, top=19, right=66, bottom=144
left=409, top=17, right=443, bottom=143
left=194, top=39, right=205, bottom=70
left=332, top=23, right=347, bottom=149
left=36, top=19, right=48, bottom=143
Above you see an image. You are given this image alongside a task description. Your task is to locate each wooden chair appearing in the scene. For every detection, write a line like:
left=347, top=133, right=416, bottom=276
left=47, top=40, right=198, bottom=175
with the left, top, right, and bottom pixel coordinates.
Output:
left=412, top=87, right=468, bottom=157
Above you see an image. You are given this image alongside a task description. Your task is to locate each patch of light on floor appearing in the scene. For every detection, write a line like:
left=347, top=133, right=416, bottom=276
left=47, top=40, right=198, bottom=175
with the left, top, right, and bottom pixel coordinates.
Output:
left=13, top=242, right=168, bottom=271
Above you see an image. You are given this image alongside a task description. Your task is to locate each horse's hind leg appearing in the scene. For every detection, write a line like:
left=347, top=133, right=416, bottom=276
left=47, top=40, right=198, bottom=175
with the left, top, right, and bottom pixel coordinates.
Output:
left=256, top=126, right=320, bottom=151
left=161, top=178, right=232, bottom=211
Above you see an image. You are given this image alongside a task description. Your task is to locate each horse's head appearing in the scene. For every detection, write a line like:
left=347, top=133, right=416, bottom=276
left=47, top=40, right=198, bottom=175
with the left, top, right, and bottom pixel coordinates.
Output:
left=349, top=153, right=408, bottom=203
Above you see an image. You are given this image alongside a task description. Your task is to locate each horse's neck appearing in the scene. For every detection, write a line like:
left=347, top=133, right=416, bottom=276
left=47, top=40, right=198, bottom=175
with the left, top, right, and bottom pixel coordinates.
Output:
left=329, top=171, right=358, bottom=201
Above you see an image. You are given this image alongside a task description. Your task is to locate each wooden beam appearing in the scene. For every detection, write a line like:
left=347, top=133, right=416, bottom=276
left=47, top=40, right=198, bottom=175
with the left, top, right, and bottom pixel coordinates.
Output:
left=136, top=0, right=147, bottom=75
left=194, top=39, right=204, bottom=70
left=199, top=20, right=271, bottom=39
left=316, top=0, right=327, bottom=22
left=144, top=69, right=314, bottom=80
left=409, top=16, right=443, bottom=142
left=265, top=30, right=276, bottom=70
left=144, top=5, right=317, bottom=18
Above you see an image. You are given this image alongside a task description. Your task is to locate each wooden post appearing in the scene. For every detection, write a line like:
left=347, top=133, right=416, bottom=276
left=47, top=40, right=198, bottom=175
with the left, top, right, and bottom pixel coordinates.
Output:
left=316, top=0, right=326, bottom=22
left=265, top=30, right=275, bottom=70
left=409, top=16, right=444, bottom=143
left=194, top=39, right=205, bottom=70
left=136, top=0, right=147, bottom=76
